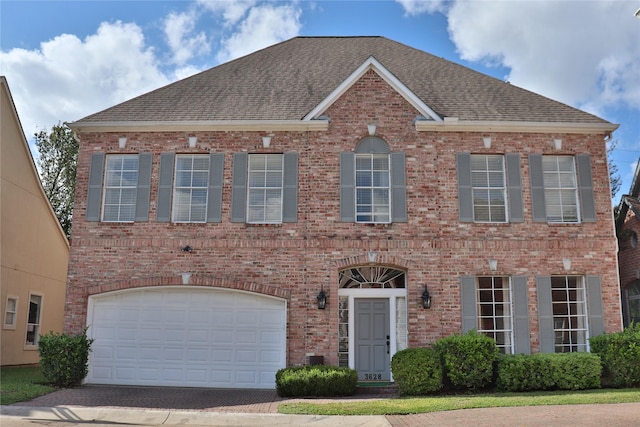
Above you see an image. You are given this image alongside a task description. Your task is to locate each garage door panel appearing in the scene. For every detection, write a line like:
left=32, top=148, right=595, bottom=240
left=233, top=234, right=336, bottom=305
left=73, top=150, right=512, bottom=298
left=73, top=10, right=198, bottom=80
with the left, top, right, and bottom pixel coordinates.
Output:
left=88, top=287, right=286, bottom=388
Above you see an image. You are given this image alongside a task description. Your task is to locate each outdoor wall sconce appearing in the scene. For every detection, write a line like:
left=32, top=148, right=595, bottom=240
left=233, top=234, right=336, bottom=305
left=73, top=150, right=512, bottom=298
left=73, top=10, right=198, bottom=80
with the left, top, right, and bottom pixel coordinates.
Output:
left=554, top=138, right=563, bottom=150
left=489, top=259, right=498, bottom=271
left=118, top=137, right=127, bottom=148
left=188, top=136, right=197, bottom=148
left=262, top=136, right=272, bottom=148
left=483, top=137, right=492, bottom=149
left=316, top=286, right=327, bottom=309
left=421, top=285, right=432, bottom=309
left=367, top=124, right=377, bottom=136
left=181, top=245, right=193, bottom=253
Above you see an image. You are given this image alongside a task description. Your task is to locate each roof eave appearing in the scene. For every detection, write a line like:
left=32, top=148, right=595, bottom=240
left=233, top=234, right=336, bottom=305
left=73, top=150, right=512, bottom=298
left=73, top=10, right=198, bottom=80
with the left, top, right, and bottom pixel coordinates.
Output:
left=415, top=119, right=619, bottom=136
left=67, top=119, right=331, bottom=133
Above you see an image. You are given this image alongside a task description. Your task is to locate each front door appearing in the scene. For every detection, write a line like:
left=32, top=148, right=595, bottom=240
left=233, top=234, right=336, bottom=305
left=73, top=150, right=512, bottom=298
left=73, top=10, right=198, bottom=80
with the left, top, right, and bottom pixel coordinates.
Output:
left=355, top=298, right=390, bottom=381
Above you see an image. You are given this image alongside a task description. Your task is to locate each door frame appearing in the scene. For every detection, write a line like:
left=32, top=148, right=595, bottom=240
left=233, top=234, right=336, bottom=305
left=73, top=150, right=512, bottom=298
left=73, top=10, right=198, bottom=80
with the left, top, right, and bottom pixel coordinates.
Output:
left=338, top=287, right=406, bottom=382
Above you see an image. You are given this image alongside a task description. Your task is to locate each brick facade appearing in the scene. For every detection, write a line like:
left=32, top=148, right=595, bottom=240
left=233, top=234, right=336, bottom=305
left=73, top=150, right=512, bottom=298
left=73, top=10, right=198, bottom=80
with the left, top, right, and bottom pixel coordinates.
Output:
left=65, top=69, right=623, bottom=368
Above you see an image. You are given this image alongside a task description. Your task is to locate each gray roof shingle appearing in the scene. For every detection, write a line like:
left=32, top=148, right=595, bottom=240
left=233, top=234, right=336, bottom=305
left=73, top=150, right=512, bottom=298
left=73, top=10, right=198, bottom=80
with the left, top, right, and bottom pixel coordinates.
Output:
left=74, top=36, right=611, bottom=125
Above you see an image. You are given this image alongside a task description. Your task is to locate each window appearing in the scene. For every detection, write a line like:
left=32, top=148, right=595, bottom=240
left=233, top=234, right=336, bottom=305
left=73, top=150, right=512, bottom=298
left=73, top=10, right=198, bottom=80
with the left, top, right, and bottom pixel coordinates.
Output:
left=542, top=156, right=579, bottom=223
left=356, top=154, right=390, bottom=223
left=102, top=155, right=139, bottom=222
left=247, top=154, right=284, bottom=223
left=477, top=277, right=513, bottom=353
left=25, top=294, right=42, bottom=346
left=4, top=296, right=17, bottom=329
left=626, top=281, right=640, bottom=325
left=471, top=155, right=507, bottom=222
left=551, top=276, right=588, bottom=352
left=172, top=155, right=210, bottom=222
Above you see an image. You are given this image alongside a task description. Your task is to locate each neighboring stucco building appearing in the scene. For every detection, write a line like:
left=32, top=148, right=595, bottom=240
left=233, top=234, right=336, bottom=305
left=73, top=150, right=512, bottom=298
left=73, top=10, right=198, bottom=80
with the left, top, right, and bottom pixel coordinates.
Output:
left=1, top=76, right=69, bottom=366
left=616, top=159, right=640, bottom=327
left=66, top=37, right=622, bottom=389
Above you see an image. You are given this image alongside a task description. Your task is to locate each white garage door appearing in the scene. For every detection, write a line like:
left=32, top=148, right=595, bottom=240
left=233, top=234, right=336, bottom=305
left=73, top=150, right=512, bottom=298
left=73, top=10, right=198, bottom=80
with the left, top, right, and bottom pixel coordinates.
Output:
left=86, top=287, right=286, bottom=389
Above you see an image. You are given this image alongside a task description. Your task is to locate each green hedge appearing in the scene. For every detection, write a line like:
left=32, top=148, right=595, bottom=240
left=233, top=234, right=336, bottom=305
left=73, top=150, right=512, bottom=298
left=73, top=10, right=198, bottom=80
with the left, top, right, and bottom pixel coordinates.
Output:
left=497, top=353, right=601, bottom=392
left=433, top=330, right=498, bottom=391
left=275, top=366, right=358, bottom=397
left=589, top=323, right=640, bottom=388
left=391, top=348, right=443, bottom=396
left=38, top=329, right=93, bottom=388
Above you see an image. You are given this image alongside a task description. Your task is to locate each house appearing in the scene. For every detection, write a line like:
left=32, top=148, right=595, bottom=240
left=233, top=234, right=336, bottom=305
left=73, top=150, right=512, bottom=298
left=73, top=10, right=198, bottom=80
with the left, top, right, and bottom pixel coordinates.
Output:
left=616, top=159, right=640, bottom=327
left=1, top=76, right=69, bottom=366
left=65, top=36, right=622, bottom=389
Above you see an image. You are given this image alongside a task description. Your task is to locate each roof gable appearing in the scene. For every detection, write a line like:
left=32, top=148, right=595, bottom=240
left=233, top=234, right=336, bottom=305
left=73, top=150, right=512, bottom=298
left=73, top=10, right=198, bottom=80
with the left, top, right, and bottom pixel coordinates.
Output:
left=303, top=56, right=442, bottom=122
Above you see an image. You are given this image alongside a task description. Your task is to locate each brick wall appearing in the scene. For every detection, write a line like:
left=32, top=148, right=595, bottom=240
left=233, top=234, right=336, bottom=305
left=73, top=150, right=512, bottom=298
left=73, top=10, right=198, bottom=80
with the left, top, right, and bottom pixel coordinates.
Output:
left=65, top=70, right=623, bottom=364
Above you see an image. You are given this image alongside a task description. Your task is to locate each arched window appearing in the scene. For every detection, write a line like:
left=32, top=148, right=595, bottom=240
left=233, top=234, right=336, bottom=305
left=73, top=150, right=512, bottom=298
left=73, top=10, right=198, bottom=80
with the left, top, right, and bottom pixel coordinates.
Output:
left=339, top=266, right=406, bottom=288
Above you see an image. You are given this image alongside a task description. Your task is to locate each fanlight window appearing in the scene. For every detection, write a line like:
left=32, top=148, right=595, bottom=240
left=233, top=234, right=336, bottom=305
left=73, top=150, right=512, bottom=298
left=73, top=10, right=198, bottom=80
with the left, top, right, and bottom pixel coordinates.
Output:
left=339, top=266, right=406, bottom=288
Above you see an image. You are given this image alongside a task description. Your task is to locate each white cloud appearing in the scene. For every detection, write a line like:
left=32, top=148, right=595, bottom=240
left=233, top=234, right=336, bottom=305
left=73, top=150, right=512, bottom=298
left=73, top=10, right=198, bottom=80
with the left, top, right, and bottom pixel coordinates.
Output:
left=164, top=9, right=211, bottom=64
left=445, top=0, right=640, bottom=116
left=0, top=21, right=170, bottom=137
left=216, top=3, right=302, bottom=63
left=395, top=0, right=449, bottom=15
left=197, top=0, right=257, bottom=26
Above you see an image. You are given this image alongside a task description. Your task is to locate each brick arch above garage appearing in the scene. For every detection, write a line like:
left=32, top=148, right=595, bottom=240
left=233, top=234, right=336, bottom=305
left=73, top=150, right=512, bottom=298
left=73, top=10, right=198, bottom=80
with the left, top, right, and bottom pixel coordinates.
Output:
left=87, top=275, right=291, bottom=300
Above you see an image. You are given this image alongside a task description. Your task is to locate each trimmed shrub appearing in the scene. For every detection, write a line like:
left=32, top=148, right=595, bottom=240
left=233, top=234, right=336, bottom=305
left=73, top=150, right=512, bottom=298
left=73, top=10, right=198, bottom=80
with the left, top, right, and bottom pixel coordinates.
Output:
left=391, top=348, right=443, bottom=396
left=433, top=330, right=498, bottom=391
left=590, top=323, right=640, bottom=388
left=275, top=366, right=358, bottom=397
left=38, top=329, right=94, bottom=388
left=497, top=352, right=601, bottom=392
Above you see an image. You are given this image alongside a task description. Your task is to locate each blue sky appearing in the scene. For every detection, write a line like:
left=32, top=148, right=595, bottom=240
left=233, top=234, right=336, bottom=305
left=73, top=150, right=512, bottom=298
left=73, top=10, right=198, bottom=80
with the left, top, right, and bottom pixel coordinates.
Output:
left=2, top=0, right=639, bottom=203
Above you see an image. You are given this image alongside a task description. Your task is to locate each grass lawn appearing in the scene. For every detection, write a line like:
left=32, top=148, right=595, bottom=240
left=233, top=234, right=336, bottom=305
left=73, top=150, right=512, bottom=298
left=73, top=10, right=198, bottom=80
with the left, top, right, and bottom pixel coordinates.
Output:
left=279, top=388, right=640, bottom=415
left=0, top=366, right=56, bottom=405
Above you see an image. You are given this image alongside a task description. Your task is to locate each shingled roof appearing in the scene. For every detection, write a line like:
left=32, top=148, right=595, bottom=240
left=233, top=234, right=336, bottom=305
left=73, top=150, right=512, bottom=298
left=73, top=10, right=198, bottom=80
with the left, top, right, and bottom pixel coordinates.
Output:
left=72, top=36, right=613, bottom=127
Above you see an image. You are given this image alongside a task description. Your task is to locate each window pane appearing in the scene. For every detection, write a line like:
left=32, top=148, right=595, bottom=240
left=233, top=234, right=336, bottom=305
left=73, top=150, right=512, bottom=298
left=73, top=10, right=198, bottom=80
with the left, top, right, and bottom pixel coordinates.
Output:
left=172, top=155, right=210, bottom=222
left=551, top=276, right=588, bottom=352
left=470, top=155, right=506, bottom=223
left=476, top=277, right=513, bottom=354
left=355, top=154, right=390, bottom=223
left=247, top=154, right=283, bottom=223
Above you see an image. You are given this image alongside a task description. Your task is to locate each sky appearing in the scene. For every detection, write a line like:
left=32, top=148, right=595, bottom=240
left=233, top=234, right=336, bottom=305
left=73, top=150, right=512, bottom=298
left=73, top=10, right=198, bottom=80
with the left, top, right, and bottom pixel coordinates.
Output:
left=1, top=0, right=639, bottom=203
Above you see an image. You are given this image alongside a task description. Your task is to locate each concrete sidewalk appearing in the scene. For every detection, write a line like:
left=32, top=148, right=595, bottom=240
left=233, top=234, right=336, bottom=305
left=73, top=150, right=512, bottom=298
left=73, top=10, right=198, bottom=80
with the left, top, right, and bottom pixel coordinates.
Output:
left=1, top=385, right=639, bottom=426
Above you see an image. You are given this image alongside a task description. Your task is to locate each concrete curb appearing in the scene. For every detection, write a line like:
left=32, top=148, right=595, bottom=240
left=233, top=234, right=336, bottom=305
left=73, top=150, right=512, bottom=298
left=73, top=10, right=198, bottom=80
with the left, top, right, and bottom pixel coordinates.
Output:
left=1, top=405, right=392, bottom=426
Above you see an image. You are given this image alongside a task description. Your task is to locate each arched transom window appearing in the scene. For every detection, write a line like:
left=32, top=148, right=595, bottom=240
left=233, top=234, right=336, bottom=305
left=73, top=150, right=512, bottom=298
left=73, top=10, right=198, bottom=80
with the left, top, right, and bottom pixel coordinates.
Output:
left=339, top=266, right=406, bottom=288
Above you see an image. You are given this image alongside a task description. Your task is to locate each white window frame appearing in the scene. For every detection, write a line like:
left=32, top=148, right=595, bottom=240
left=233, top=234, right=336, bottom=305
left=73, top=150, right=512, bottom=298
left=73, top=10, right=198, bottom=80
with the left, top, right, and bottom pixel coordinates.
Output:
left=172, top=154, right=210, bottom=223
left=25, top=293, right=43, bottom=348
left=471, top=155, right=508, bottom=223
left=477, top=276, right=513, bottom=354
left=4, top=295, right=18, bottom=329
left=247, top=154, right=284, bottom=224
left=102, top=154, right=139, bottom=222
left=542, top=156, right=580, bottom=223
left=355, top=153, right=391, bottom=224
left=551, top=276, right=588, bottom=352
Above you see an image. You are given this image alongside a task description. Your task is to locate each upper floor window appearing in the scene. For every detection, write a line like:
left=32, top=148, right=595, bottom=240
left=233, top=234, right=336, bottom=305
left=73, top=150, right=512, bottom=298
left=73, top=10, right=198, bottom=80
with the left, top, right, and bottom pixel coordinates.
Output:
left=247, top=154, right=284, bottom=223
left=4, top=296, right=17, bottom=329
left=471, top=155, right=507, bottom=223
left=356, top=154, right=390, bottom=223
left=103, top=155, right=139, bottom=222
left=231, top=152, right=298, bottom=224
left=86, top=152, right=152, bottom=223
left=542, top=156, right=579, bottom=223
left=341, top=137, right=407, bottom=224
left=172, top=155, right=210, bottom=223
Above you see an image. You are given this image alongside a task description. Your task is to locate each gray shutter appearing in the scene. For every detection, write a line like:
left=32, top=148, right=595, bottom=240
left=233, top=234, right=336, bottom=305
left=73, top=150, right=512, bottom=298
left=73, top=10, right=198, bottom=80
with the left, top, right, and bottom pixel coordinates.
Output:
left=529, top=154, right=547, bottom=222
left=231, top=152, right=248, bottom=223
left=391, top=152, right=407, bottom=223
left=86, top=152, right=105, bottom=221
left=456, top=153, right=473, bottom=222
left=206, top=153, right=224, bottom=223
left=134, top=153, right=152, bottom=222
left=282, top=152, right=298, bottom=223
left=536, top=276, right=555, bottom=353
left=340, top=152, right=355, bottom=222
left=460, top=276, right=477, bottom=332
left=512, top=276, right=531, bottom=354
left=586, top=275, right=604, bottom=339
left=505, top=154, right=524, bottom=223
left=576, top=154, right=596, bottom=222
left=156, top=153, right=175, bottom=223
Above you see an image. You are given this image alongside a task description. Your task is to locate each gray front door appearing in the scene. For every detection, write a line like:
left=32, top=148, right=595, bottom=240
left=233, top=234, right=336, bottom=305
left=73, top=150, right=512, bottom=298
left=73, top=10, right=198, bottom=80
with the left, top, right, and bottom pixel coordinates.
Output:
left=355, top=298, right=390, bottom=381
